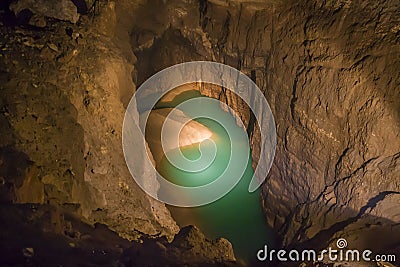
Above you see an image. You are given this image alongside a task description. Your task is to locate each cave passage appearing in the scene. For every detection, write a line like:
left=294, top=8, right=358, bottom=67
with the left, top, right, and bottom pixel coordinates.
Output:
left=152, top=89, right=274, bottom=262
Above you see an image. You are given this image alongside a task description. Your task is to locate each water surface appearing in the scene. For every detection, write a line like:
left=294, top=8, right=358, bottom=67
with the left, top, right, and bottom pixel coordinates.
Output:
left=156, top=90, right=273, bottom=262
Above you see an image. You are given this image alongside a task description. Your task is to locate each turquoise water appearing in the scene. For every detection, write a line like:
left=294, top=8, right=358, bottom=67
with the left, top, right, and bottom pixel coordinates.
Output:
left=155, top=90, right=273, bottom=262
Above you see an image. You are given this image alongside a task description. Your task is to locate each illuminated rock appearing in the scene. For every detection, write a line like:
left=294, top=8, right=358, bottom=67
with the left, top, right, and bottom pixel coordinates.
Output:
left=156, top=83, right=200, bottom=108
left=141, top=108, right=213, bottom=165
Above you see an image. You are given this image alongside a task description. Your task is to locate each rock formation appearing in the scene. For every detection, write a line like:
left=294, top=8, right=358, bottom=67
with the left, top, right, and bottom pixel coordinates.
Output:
left=141, top=107, right=213, bottom=165
left=130, top=0, right=400, bottom=261
left=0, top=0, right=398, bottom=266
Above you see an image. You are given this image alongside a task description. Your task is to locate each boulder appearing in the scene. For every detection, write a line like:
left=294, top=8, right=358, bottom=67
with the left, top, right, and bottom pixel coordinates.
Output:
left=10, top=0, right=80, bottom=24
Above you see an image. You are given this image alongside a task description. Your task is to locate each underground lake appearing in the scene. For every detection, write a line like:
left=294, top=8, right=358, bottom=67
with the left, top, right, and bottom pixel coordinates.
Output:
left=143, top=86, right=275, bottom=262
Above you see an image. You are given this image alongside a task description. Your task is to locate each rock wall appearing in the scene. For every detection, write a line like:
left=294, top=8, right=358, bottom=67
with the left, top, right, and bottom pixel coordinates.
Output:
left=0, top=0, right=178, bottom=241
left=129, top=0, right=400, bottom=257
left=1, top=0, right=399, bottom=264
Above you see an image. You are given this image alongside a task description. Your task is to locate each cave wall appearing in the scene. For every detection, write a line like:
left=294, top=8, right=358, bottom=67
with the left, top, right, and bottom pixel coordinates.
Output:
left=129, top=0, right=400, bottom=254
left=0, top=0, right=178, bottom=241
left=255, top=1, right=400, bottom=252
left=1, top=0, right=399, bottom=260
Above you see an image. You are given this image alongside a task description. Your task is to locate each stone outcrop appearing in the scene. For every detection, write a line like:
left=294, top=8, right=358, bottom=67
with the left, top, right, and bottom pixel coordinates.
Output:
left=1, top=0, right=178, bottom=242
left=1, top=0, right=399, bottom=265
left=141, top=107, right=213, bottom=165
left=0, top=204, right=235, bottom=266
left=10, top=0, right=80, bottom=24
left=122, top=225, right=236, bottom=266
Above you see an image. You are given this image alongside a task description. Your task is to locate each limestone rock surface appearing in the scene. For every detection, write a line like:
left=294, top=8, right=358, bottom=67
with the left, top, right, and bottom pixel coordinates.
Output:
left=10, top=0, right=80, bottom=23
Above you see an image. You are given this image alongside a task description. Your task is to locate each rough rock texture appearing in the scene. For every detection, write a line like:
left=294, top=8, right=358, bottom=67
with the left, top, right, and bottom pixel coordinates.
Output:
left=0, top=204, right=235, bottom=266
left=122, top=225, right=236, bottom=266
left=0, top=203, right=132, bottom=265
left=1, top=0, right=399, bottom=265
left=142, top=107, right=213, bottom=165
left=128, top=0, right=400, bottom=262
left=10, top=0, right=80, bottom=24
left=0, top=1, right=178, bottom=242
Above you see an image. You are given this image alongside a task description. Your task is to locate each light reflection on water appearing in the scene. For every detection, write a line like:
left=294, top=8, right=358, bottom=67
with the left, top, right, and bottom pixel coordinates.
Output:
left=156, top=90, right=273, bottom=262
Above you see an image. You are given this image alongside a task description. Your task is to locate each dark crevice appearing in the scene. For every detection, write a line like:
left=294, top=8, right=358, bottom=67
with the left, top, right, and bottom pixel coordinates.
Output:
left=217, top=11, right=231, bottom=52
left=71, top=0, right=88, bottom=15
left=198, top=0, right=208, bottom=30
left=246, top=70, right=257, bottom=139
left=333, top=156, right=378, bottom=192
left=294, top=191, right=400, bottom=250
left=290, top=65, right=306, bottom=121
left=334, top=147, right=350, bottom=178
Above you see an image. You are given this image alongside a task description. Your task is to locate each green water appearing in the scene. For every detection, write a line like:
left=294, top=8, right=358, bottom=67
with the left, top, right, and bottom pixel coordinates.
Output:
left=156, top=90, right=273, bottom=262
